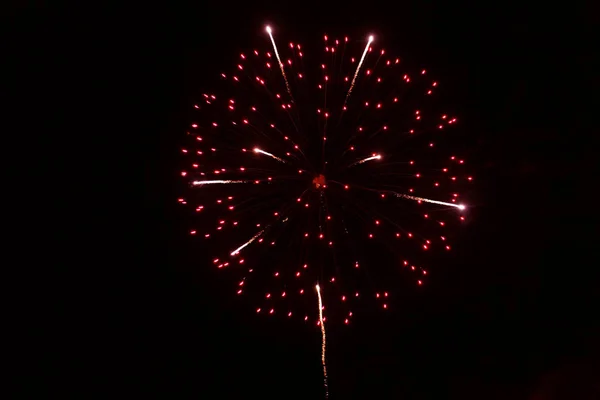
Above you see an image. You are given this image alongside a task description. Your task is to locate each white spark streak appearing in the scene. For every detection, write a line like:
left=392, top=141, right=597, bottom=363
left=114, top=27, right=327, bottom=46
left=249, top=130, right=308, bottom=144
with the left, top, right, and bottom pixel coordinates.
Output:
left=344, top=34, right=374, bottom=105
left=230, top=229, right=265, bottom=256
left=394, top=193, right=466, bottom=209
left=350, top=154, right=381, bottom=167
left=191, top=180, right=249, bottom=186
left=266, top=25, right=292, bottom=97
left=254, top=147, right=286, bottom=163
left=316, top=284, right=329, bottom=398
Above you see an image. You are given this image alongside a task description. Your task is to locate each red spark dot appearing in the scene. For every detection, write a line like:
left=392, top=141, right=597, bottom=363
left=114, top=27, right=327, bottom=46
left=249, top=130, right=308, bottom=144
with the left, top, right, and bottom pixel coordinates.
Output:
left=446, top=245, right=451, bottom=250
left=383, top=304, right=387, bottom=309
left=181, top=171, right=187, bottom=176
left=191, top=124, right=198, bottom=128
left=355, top=292, right=359, bottom=297
left=344, top=185, right=349, bottom=190
left=428, top=90, right=433, bottom=95
left=396, top=233, right=400, bottom=238
left=327, top=215, right=331, bottom=220
left=418, top=280, right=423, bottom=285
left=342, top=296, right=346, bottom=301
left=256, top=308, right=261, bottom=313
left=300, top=289, right=304, bottom=294
left=190, top=230, right=196, bottom=235
left=376, top=293, right=380, bottom=298
left=408, top=233, right=413, bottom=238
left=369, top=234, right=373, bottom=238
left=296, top=272, right=301, bottom=277
left=468, top=176, right=473, bottom=181
left=345, top=319, right=349, bottom=324
left=288, top=312, right=292, bottom=317
left=269, top=309, right=274, bottom=314
left=423, top=245, right=428, bottom=250
left=421, top=69, right=426, bottom=74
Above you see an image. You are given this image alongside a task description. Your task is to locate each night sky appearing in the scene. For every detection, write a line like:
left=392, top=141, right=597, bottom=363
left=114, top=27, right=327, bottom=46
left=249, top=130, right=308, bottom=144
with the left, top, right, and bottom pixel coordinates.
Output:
left=23, top=1, right=598, bottom=398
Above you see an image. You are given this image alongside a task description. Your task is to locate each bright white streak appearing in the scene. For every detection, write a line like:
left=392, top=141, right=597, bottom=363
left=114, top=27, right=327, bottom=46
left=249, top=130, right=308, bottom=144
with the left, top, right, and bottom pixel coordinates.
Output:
left=266, top=25, right=292, bottom=97
left=350, top=154, right=381, bottom=166
left=254, top=147, right=286, bottom=163
left=344, top=35, right=374, bottom=105
left=191, top=180, right=248, bottom=186
left=230, top=229, right=265, bottom=256
left=394, top=192, right=466, bottom=210
left=316, top=284, right=329, bottom=399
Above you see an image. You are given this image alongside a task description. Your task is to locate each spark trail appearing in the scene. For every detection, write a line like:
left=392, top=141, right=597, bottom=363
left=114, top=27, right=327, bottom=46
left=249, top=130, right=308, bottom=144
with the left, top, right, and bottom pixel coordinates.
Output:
left=191, top=180, right=250, bottom=186
left=254, top=147, right=287, bottom=163
left=266, top=26, right=293, bottom=98
left=230, top=229, right=266, bottom=256
left=316, top=284, right=329, bottom=399
left=344, top=35, right=374, bottom=106
left=394, top=193, right=466, bottom=210
left=349, top=154, right=381, bottom=167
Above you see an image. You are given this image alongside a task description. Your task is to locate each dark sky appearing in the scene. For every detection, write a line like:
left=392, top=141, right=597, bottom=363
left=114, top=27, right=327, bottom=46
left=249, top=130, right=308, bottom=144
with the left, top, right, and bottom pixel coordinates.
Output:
left=21, top=1, right=598, bottom=399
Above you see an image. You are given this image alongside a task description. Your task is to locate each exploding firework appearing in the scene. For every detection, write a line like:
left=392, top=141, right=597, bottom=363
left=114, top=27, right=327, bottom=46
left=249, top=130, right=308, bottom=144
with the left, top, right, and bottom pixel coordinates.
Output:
left=180, top=26, right=473, bottom=327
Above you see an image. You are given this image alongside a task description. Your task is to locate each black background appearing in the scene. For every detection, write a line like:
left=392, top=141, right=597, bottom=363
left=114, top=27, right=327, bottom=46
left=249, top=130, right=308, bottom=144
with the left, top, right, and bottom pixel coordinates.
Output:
left=17, top=1, right=598, bottom=398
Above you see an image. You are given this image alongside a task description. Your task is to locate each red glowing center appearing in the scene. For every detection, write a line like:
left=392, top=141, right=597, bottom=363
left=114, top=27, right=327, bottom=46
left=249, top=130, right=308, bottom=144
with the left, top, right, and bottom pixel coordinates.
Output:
left=312, top=174, right=326, bottom=189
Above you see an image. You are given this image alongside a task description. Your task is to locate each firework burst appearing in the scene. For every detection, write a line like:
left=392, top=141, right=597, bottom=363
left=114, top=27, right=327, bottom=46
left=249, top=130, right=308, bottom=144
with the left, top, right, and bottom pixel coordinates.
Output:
left=180, top=25, right=473, bottom=327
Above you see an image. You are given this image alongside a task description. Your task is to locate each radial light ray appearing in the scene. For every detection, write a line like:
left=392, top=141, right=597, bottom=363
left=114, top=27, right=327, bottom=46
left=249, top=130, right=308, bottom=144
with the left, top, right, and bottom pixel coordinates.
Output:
left=254, top=147, right=287, bottom=163
left=230, top=229, right=266, bottom=256
left=344, top=34, right=374, bottom=106
left=266, top=25, right=293, bottom=98
left=316, top=284, right=329, bottom=399
left=394, top=192, right=466, bottom=209
left=191, top=180, right=250, bottom=186
left=349, top=154, right=381, bottom=167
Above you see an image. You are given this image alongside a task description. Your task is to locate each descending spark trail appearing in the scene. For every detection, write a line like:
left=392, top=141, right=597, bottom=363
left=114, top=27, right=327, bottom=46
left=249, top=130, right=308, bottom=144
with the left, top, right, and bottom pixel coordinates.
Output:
left=316, top=284, right=329, bottom=399
left=254, top=147, right=286, bottom=163
left=394, top=193, right=466, bottom=210
left=349, top=154, right=381, bottom=167
left=344, top=35, right=374, bottom=105
left=191, top=180, right=249, bottom=186
left=266, top=25, right=292, bottom=98
left=230, top=229, right=266, bottom=256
